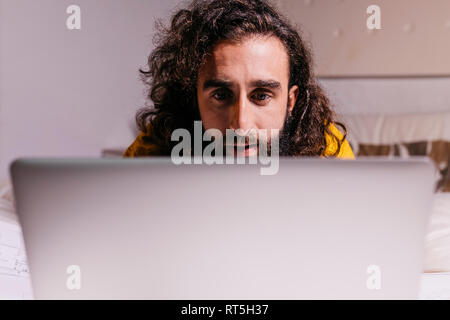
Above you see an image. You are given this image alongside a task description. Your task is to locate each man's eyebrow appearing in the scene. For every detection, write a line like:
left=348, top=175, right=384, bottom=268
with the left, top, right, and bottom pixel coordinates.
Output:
left=203, top=79, right=234, bottom=90
left=203, top=79, right=282, bottom=90
left=250, top=80, right=281, bottom=89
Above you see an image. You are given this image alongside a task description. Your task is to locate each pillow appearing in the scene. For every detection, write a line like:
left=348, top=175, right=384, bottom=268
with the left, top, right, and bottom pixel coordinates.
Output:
left=339, top=112, right=450, bottom=192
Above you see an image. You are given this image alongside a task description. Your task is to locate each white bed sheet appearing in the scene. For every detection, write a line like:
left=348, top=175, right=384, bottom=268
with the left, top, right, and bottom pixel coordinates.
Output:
left=0, top=180, right=32, bottom=299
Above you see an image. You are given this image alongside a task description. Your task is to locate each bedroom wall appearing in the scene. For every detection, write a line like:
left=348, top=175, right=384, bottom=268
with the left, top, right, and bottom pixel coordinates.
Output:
left=0, top=0, right=180, bottom=179
left=277, top=0, right=450, bottom=77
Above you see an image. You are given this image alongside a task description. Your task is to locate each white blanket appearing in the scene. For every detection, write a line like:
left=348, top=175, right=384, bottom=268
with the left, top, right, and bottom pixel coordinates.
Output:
left=0, top=179, right=33, bottom=299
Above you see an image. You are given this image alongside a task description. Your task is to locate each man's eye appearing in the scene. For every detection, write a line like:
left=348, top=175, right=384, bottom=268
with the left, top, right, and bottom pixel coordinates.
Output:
left=252, top=93, right=271, bottom=101
left=212, top=92, right=231, bottom=101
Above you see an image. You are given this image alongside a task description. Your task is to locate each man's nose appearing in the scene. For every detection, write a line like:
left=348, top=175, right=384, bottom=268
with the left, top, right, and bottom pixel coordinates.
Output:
left=230, top=95, right=253, bottom=132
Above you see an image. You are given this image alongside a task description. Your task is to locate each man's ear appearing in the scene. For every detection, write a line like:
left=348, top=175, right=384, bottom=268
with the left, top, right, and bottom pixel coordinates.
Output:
left=288, top=85, right=299, bottom=113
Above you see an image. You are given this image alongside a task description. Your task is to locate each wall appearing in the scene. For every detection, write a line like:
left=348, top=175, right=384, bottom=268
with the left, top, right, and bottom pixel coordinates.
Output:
left=0, top=0, right=180, bottom=179
left=277, top=0, right=450, bottom=76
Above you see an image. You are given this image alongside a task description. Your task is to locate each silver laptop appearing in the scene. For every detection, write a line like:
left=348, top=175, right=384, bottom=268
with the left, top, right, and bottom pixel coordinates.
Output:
left=10, top=157, right=436, bottom=299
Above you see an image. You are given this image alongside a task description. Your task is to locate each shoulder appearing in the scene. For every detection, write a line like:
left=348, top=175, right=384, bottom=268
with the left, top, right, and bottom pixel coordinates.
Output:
left=122, top=124, right=164, bottom=157
left=323, top=122, right=355, bottom=159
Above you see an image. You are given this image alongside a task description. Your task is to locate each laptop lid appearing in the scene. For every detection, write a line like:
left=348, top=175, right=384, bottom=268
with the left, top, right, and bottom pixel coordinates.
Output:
left=10, top=157, right=436, bottom=299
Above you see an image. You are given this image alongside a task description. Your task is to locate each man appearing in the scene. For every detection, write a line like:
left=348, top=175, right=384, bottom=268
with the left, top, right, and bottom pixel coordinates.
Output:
left=123, top=0, right=354, bottom=159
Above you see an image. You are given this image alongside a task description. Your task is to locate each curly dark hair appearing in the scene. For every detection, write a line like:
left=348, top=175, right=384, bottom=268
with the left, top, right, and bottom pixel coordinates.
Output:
left=135, top=0, right=347, bottom=156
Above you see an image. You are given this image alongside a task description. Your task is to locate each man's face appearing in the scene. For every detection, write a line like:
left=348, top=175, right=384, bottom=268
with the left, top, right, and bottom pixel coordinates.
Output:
left=197, top=35, right=299, bottom=157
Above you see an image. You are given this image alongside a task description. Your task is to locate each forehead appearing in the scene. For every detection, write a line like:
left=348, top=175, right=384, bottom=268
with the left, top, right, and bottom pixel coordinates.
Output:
left=198, top=35, right=290, bottom=84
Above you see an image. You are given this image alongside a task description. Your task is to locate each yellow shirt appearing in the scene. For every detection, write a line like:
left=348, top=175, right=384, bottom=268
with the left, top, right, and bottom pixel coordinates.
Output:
left=123, top=123, right=355, bottom=159
left=323, top=123, right=355, bottom=159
